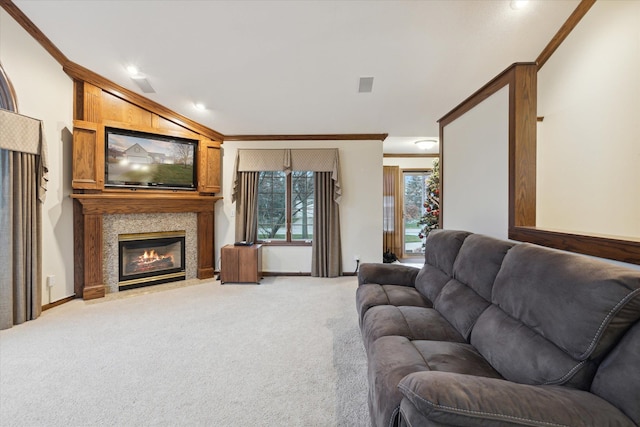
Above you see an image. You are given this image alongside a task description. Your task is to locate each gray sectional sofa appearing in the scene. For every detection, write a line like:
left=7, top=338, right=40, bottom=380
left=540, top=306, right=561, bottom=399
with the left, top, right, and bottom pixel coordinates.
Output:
left=356, top=230, right=640, bottom=427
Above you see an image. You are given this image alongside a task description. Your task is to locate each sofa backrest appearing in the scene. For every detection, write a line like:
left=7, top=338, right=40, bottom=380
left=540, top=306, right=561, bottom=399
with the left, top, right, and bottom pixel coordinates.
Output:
left=470, top=243, right=640, bottom=390
left=591, top=319, right=640, bottom=424
left=433, top=234, right=514, bottom=340
left=415, top=230, right=470, bottom=302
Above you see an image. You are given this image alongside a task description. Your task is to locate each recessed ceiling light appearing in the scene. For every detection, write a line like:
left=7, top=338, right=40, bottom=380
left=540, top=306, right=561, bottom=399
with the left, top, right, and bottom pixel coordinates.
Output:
left=126, top=65, right=139, bottom=76
left=194, top=102, right=206, bottom=111
left=415, top=139, right=437, bottom=150
left=510, top=0, right=528, bottom=10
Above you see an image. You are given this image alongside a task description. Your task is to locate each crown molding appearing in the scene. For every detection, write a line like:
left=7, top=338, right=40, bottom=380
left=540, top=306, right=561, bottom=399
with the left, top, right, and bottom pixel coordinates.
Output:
left=224, top=134, right=388, bottom=142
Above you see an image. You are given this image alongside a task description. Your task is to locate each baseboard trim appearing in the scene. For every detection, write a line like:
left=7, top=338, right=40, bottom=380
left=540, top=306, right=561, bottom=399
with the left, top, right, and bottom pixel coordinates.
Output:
left=262, top=272, right=311, bottom=277
left=42, top=295, right=76, bottom=311
left=261, top=272, right=358, bottom=277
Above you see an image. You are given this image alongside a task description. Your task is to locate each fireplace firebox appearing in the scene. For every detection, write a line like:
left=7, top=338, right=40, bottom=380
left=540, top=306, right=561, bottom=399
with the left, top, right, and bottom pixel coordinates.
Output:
left=118, top=231, right=186, bottom=290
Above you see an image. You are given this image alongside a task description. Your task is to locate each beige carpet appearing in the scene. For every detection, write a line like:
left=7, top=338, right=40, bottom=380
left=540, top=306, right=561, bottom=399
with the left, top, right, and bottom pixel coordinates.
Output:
left=0, top=276, right=369, bottom=426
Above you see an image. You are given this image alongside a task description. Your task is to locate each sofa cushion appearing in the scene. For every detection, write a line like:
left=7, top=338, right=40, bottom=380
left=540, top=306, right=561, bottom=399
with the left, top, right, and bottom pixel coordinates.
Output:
left=472, top=243, right=640, bottom=389
left=398, top=371, right=636, bottom=427
left=493, top=244, right=640, bottom=361
left=451, top=234, right=515, bottom=301
left=471, top=305, right=597, bottom=388
left=367, top=336, right=501, bottom=427
left=414, top=230, right=471, bottom=302
left=361, top=305, right=464, bottom=353
left=591, top=320, right=640, bottom=425
left=356, top=284, right=431, bottom=327
left=432, top=234, right=513, bottom=340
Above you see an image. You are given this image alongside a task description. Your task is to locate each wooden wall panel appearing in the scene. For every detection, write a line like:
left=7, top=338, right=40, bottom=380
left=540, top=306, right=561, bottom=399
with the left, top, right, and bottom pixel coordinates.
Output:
left=101, top=91, right=153, bottom=127
left=152, top=114, right=199, bottom=137
left=83, top=82, right=102, bottom=123
left=197, top=211, right=215, bottom=279
left=198, top=139, right=221, bottom=194
left=72, top=121, right=104, bottom=189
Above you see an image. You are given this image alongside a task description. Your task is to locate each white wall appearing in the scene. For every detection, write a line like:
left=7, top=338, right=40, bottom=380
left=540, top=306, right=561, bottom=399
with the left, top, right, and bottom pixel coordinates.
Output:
left=442, top=86, right=509, bottom=239
left=383, top=156, right=437, bottom=170
left=1, top=10, right=75, bottom=304
left=537, top=0, right=640, bottom=238
left=216, top=140, right=383, bottom=274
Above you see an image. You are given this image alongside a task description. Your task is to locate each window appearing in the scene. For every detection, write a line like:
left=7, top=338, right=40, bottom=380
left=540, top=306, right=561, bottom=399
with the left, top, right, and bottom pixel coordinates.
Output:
left=257, top=171, right=314, bottom=243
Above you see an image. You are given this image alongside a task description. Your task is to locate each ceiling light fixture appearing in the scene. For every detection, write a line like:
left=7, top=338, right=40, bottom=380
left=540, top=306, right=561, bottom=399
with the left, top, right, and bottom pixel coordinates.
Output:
left=510, top=0, right=529, bottom=10
left=194, top=102, right=206, bottom=111
left=126, top=65, right=140, bottom=76
left=415, top=139, right=437, bottom=150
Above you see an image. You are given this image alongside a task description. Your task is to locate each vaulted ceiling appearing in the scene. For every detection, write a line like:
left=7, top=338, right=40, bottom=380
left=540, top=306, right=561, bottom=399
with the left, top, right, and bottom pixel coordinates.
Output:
left=12, top=0, right=580, bottom=153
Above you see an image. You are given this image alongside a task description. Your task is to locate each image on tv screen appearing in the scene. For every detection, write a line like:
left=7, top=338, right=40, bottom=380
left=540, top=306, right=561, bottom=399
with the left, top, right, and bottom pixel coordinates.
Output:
left=105, top=129, right=196, bottom=189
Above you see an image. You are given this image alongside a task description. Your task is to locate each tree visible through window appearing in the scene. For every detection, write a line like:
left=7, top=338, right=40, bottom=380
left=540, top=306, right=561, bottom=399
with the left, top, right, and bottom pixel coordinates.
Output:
left=257, top=171, right=314, bottom=242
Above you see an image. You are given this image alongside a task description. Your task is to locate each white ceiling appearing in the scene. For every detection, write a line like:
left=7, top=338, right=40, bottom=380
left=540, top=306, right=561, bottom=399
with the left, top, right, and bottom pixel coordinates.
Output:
left=13, top=0, right=580, bottom=153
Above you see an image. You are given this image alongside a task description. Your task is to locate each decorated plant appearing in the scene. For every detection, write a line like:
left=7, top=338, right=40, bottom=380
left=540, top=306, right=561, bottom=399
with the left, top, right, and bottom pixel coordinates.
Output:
left=417, top=159, right=440, bottom=241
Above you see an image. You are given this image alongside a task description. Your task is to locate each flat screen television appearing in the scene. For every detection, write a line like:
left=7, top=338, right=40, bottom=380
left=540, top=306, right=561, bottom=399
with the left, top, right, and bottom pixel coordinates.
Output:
left=105, top=127, right=197, bottom=190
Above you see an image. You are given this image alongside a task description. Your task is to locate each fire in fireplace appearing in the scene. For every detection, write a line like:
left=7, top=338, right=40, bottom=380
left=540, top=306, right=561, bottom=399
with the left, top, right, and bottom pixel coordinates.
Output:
left=118, top=231, right=186, bottom=290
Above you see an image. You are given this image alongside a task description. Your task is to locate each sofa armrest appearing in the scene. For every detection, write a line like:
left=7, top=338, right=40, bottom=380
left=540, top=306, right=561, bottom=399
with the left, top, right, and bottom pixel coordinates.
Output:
left=398, top=371, right=635, bottom=427
left=357, top=263, right=420, bottom=287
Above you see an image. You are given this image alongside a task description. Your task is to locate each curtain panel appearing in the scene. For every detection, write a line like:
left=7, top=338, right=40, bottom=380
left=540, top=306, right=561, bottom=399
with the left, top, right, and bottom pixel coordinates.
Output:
left=0, top=109, right=48, bottom=330
left=383, top=165, right=402, bottom=258
left=312, top=172, right=342, bottom=277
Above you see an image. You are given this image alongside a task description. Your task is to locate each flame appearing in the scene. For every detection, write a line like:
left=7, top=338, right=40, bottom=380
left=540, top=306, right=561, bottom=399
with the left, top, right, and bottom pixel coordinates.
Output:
left=141, top=250, right=161, bottom=262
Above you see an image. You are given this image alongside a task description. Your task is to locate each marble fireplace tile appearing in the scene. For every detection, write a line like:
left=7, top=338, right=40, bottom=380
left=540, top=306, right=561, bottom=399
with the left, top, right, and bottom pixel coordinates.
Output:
left=103, top=213, right=197, bottom=293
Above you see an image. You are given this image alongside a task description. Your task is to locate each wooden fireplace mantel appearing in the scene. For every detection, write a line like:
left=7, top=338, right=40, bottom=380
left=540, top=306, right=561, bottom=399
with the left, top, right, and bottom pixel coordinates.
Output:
left=72, top=192, right=222, bottom=300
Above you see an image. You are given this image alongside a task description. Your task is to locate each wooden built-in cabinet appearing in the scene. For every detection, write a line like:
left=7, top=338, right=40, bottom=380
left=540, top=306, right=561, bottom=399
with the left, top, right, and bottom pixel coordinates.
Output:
left=70, top=79, right=223, bottom=300
left=71, top=80, right=222, bottom=195
left=220, top=244, right=263, bottom=284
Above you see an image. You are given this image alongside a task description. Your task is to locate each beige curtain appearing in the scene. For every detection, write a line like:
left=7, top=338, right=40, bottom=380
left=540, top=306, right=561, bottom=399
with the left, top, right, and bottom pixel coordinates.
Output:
left=0, top=109, right=47, bottom=330
left=233, top=148, right=341, bottom=202
left=383, top=165, right=402, bottom=258
left=312, top=172, right=342, bottom=277
left=234, top=171, right=259, bottom=243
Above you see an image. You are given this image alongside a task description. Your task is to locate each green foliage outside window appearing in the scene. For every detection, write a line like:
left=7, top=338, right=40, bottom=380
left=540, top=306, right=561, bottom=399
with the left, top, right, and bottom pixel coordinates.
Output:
left=257, top=171, right=314, bottom=241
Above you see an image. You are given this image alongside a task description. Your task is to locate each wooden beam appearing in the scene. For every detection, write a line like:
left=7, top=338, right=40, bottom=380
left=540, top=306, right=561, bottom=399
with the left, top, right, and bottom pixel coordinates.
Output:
left=536, top=0, right=596, bottom=70
left=0, top=0, right=68, bottom=66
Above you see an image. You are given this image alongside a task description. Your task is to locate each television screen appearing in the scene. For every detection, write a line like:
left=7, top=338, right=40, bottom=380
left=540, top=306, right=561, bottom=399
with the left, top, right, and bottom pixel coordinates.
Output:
left=105, top=128, right=197, bottom=190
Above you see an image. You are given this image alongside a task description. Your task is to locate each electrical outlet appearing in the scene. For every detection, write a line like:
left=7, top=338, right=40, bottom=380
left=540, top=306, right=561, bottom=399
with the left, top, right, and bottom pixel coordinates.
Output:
left=46, top=275, right=55, bottom=287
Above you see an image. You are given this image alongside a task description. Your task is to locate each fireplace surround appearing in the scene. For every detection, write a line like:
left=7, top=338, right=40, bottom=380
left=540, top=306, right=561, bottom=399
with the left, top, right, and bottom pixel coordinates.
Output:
left=72, top=193, right=221, bottom=300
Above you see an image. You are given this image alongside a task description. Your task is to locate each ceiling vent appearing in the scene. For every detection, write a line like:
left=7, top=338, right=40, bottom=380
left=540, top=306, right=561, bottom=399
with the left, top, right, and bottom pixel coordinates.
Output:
left=131, top=76, right=156, bottom=94
left=358, top=77, right=374, bottom=93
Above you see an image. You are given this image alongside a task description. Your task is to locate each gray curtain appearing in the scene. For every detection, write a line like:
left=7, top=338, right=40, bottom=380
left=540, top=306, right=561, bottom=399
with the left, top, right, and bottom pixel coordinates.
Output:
left=234, top=171, right=259, bottom=243
left=0, top=107, right=47, bottom=330
left=0, top=149, right=42, bottom=330
left=312, top=172, right=342, bottom=277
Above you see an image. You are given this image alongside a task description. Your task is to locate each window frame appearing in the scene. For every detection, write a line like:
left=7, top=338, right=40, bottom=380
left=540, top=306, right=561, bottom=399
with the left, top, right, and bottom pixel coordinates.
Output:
left=257, top=171, right=313, bottom=247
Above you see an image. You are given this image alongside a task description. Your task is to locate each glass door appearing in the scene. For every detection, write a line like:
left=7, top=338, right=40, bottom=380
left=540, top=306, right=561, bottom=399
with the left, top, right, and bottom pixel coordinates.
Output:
left=403, top=171, right=431, bottom=256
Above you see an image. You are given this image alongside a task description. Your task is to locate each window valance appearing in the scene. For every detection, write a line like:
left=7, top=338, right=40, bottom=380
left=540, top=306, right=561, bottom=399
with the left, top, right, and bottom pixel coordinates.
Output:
left=0, top=109, right=48, bottom=202
left=233, top=148, right=341, bottom=203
